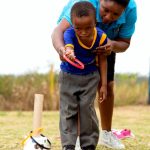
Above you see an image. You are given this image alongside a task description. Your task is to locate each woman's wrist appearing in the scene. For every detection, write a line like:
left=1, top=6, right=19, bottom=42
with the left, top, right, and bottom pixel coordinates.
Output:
left=58, top=46, right=65, bottom=56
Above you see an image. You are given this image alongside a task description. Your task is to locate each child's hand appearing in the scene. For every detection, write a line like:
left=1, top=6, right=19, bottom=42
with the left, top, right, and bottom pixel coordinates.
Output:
left=98, top=85, right=107, bottom=103
left=65, top=49, right=75, bottom=61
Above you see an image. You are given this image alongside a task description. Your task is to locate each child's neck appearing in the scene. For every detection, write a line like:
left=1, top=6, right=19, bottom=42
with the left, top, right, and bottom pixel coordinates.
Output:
left=78, top=30, right=95, bottom=48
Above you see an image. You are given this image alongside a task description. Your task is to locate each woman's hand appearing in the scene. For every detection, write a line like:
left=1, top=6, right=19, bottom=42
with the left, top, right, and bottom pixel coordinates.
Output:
left=93, top=39, right=113, bottom=55
left=58, top=47, right=66, bottom=61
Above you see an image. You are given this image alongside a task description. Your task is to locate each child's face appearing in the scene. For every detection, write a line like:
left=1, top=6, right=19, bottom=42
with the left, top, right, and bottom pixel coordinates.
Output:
left=72, top=15, right=96, bottom=40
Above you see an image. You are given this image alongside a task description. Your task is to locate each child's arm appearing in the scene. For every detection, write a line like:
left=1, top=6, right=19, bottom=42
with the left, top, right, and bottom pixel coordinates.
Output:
left=98, top=54, right=107, bottom=103
left=65, top=46, right=75, bottom=61
left=63, top=28, right=76, bottom=60
left=97, top=32, right=108, bottom=103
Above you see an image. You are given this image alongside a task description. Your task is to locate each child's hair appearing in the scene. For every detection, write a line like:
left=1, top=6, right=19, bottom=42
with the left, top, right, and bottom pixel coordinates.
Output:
left=106, top=0, right=130, bottom=7
left=71, top=1, right=96, bottom=23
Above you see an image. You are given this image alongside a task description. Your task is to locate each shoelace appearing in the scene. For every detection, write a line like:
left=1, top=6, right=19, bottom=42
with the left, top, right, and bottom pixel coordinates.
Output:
left=109, top=132, right=122, bottom=144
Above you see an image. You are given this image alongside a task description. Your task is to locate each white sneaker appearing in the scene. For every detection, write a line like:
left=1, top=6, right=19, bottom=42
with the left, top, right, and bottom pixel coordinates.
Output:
left=75, top=136, right=81, bottom=150
left=99, top=130, right=125, bottom=149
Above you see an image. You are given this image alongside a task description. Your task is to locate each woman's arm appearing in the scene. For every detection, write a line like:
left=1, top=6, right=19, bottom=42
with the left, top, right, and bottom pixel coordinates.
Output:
left=110, top=38, right=130, bottom=53
left=94, top=38, right=130, bottom=55
left=51, top=19, right=71, bottom=57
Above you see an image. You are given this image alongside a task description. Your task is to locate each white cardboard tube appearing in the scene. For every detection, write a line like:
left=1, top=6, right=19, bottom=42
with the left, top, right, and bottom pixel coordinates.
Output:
left=33, top=94, right=44, bottom=135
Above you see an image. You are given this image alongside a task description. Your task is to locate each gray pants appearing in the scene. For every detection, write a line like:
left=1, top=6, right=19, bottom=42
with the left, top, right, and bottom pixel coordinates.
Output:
left=59, top=71, right=100, bottom=148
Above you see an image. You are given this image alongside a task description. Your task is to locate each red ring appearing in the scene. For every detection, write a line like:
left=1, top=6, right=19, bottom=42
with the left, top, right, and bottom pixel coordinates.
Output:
left=63, top=55, right=84, bottom=69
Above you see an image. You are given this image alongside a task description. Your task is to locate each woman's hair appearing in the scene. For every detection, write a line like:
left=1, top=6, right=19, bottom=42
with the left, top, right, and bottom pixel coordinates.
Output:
left=107, top=0, right=130, bottom=7
left=71, top=1, right=96, bottom=22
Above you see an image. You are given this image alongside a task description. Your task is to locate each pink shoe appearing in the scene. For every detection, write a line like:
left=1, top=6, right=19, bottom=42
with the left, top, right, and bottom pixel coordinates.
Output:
left=112, top=129, right=135, bottom=139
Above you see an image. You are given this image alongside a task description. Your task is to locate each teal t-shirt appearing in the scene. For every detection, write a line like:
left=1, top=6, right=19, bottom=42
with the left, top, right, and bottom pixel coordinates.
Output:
left=57, top=0, right=137, bottom=39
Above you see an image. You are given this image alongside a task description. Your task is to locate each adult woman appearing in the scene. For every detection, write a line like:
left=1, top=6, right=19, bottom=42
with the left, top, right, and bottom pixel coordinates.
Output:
left=51, top=0, right=137, bottom=149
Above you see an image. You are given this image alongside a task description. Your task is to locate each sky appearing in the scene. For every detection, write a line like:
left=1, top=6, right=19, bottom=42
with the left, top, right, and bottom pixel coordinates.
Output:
left=0, top=0, right=149, bottom=76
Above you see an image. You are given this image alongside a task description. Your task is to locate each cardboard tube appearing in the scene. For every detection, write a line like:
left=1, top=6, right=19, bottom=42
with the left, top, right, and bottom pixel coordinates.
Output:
left=33, top=94, right=44, bottom=135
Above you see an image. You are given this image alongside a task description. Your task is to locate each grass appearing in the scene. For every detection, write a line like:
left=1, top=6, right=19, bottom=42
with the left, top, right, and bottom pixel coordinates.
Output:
left=0, top=106, right=150, bottom=150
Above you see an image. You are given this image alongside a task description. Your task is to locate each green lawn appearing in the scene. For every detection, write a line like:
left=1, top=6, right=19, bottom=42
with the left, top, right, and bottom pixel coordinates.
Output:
left=0, top=106, right=150, bottom=150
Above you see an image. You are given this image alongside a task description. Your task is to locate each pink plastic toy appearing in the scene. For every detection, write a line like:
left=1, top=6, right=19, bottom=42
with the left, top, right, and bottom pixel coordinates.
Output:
left=63, top=55, right=84, bottom=69
left=112, top=129, right=135, bottom=139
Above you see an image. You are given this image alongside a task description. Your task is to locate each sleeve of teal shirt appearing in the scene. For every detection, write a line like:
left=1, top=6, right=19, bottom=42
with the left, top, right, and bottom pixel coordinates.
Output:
left=57, top=0, right=99, bottom=25
left=57, top=0, right=80, bottom=25
left=118, top=7, right=137, bottom=38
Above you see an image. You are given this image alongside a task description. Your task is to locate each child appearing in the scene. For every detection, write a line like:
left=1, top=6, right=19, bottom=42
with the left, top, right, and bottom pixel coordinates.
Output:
left=58, top=1, right=107, bottom=150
